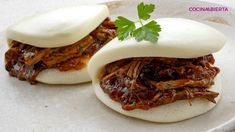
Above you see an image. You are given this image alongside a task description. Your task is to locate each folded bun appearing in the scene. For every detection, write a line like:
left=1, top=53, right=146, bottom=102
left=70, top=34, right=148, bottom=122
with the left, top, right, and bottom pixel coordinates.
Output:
left=6, top=5, right=109, bottom=48
left=93, top=75, right=221, bottom=122
left=36, top=67, right=90, bottom=84
left=88, top=18, right=225, bottom=122
left=5, top=5, right=111, bottom=84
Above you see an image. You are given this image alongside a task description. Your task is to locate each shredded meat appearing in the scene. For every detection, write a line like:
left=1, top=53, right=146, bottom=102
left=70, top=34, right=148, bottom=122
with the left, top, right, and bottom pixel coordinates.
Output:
left=5, top=18, right=116, bottom=84
left=100, top=54, right=220, bottom=110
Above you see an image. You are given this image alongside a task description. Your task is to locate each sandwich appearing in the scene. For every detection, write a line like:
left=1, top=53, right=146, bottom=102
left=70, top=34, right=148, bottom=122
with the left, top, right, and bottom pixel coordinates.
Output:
left=5, top=5, right=116, bottom=84
left=88, top=18, right=226, bottom=122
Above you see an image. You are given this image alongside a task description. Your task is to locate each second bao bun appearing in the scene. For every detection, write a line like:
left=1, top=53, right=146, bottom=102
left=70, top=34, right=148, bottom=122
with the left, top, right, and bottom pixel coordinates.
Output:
left=88, top=18, right=226, bottom=122
left=6, top=5, right=111, bottom=84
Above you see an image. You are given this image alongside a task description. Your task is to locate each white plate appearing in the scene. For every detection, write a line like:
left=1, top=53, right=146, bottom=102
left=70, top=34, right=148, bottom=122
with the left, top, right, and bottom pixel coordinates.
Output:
left=0, top=0, right=235, bottom=132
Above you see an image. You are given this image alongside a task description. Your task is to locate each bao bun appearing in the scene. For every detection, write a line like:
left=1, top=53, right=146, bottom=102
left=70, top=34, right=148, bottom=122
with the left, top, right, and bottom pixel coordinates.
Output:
left=88, top=18, right=226, bottom=122
left=6, top=5, right=109, bottom=84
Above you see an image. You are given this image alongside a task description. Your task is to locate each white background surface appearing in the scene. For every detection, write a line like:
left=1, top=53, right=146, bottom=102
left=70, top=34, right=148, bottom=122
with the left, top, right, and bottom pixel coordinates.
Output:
left=0, top=0, right=235, bottom=132
left=200, top=0, right=235, bottom=8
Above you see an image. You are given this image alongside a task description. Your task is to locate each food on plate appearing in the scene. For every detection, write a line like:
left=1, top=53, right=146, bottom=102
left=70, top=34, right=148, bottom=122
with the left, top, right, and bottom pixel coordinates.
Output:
left=88, top=18, right=226, bottom=122
left=5, top=5, right=116, bottom=84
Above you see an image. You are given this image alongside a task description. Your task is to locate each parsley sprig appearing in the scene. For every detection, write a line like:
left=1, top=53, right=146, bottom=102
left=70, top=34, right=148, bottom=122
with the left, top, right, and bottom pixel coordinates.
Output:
left=115, top=2, right=161, bottom=43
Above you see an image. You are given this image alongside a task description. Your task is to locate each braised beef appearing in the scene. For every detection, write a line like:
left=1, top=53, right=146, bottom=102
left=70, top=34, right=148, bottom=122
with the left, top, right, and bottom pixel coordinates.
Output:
left=100, top=55, right=220, bottom=110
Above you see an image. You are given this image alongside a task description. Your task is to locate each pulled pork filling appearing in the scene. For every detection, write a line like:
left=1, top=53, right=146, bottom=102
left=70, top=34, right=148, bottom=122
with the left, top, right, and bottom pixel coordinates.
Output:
left=5, top=18, right=116, bottom=84
left=100, top=54, right=220, bottom=110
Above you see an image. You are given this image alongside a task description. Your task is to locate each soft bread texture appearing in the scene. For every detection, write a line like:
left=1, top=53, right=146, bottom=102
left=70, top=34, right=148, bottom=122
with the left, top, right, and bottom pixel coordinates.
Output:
left=6, top=5, right=109, bottom=48
left=88, top=18, right=226, bottom=80
left=93, top=75, right=221, bottom=122
left=87, top=18, right=225, bottom=122
left=36, top=67, right=90, bottom=84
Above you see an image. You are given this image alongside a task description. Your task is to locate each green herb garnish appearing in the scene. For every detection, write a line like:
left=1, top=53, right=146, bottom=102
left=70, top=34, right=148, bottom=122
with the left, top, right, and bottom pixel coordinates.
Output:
left=115, top=2, right=161, bottom=43
left=79, top=45, right=84, bottom=49
left=130, top=101, right=136, bottom=107
left=165, top=83, right=172, bottom=89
